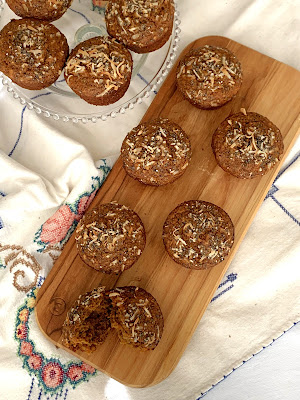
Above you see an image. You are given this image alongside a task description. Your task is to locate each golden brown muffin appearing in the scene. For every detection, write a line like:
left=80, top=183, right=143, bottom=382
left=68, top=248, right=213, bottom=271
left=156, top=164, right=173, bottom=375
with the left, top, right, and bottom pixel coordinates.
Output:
left=64, top=36, right=133, bottom=105
left=163, top=200, right=234, bottom=269
left=109, top=286, right=164, bottom=350
left=61, top=286, right=112, bottom=353
left=212, top=111, right=284, bottom=179
left=6, top=0, right=73, bottom=21
left=0, top=18, right=69, bottom=90
left=105, top=0, right=175, bottom=53
left=176, top=45, right=242, bottom=109
left=121, top=118, right=192, bottom=186
left=75, top=202, right=146, bottom=273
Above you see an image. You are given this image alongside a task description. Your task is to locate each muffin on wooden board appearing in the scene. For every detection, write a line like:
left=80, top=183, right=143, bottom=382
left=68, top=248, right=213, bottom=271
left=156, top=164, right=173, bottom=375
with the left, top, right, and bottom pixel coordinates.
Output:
left=109, top=286, right=164, bottom=351
left=176, top=45, right=242, bottom=109
left=105, top=0, right=175, bottom=53
left=64, top=36, right=133, bottom=105
left=163, top=200, right=234, bottom=270
left=62, top=285, right=163, bottom=353
left=0, top=18, right=69, bottom=90
left=121, top=118, right=192, bottom=186
left=6, top=0, right=73, bottom=21
left=212, top=110, right=284, bottom=179
left=62, top=286, right=112, bottom=353
left=75, top=202, right=146, bottom=274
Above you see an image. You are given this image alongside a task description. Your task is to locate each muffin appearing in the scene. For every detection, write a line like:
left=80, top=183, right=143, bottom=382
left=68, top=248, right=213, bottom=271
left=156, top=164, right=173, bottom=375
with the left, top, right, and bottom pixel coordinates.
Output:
left=62, top=285, right=164, bottom=353
left=109, top=286, right=164, bottom=350
left=6, top=0, right=73, bottom=21
left=75, top=202, right=146, bottom=273
left=105, top=0, right=175, bottom=53
left=121, top=118, right=192, bottom=186
left=176, top=45, right=243, bottom=109
left=163, top=200, right=234, bottom=270
left=64, top=36, right=133, bottom=105
left=212, top=110, right=284, bottom=179
left=0, top=19, right=69, bottom=90
left=62, top=286, right=111, bottom=353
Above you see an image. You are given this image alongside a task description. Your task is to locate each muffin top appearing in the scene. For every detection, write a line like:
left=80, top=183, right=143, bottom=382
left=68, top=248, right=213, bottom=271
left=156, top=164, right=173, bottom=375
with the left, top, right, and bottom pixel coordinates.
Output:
left=75, top=202, right=146, bottom=274
left=163, top=200, right=235, bottom=269
left=176, top=45, right=242, bottom=108
left=5, top=0, right=73, bottom=21
left=105, top=0, right=175, bottom=53
left=212, top=111, right=284, bottom=179
left=0, top=18, right=68, bottom=90
left=64, top=36, right=132, bottom=103
left=109, top=286, right=164, bottom=350
left=121, top=118, right=192, bottom=186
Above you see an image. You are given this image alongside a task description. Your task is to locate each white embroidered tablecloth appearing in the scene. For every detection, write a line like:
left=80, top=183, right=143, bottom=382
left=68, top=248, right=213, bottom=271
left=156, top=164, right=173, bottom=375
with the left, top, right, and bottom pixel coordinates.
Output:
left=0, top=1, right=300, bottom=399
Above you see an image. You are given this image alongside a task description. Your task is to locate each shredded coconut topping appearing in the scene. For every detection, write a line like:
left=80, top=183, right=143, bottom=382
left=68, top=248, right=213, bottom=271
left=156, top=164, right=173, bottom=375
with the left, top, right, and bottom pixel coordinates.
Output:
left=65, top=37, right=131, bottom=97
left=164, top=201, right=234, bottom=267
left=121, top=118, right=191, bottom=185
left=177, top=45, right=242, bottom=102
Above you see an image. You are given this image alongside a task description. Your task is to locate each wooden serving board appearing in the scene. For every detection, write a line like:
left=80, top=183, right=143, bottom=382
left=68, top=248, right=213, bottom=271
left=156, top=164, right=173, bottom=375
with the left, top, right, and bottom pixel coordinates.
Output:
left=35, top=36, right=300, bottom=387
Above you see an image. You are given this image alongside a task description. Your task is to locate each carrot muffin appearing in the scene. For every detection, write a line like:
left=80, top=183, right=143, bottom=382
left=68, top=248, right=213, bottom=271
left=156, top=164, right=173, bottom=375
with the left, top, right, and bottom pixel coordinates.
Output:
left=64, top=36, right=133, bottom=105
left=62, top=286, right=112, bottom=353
left=121, top=118, right=192, bottom=186
left=176, top=45, right=242, bottom=109
left=105, top=0, right=175, bottom=53
left=163, top=200, right=234, bottom=270
left=75, top=202, right=146, bottom=274
left=212, top=110, right=284, bottom=179
left=6, top=0, right=73, bottom=21
left=0, top=19, right=69, bottom=90
left=109, top=286, right=164, bottom=350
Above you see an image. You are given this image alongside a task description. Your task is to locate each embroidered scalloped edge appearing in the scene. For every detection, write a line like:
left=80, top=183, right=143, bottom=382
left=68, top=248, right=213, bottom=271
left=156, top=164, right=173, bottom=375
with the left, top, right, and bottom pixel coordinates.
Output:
left=196, top=319, right=300, bottom=399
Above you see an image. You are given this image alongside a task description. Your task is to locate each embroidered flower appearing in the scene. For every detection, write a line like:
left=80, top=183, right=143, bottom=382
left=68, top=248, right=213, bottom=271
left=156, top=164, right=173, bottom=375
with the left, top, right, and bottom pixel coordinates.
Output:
left=76, top=191, right=97, bottom=219
left=67, top=365, right=83, bottom=382
left=27, top=354, right=42, bottom=370
left=16, top=323, right=27, bottom=339
left=19, top=308, right=29, bottom=322
left=15, top=285, right=98, bottom=395
left=26, top=296, right=36, bottom=309
left=40, top=205, right=75, bottom=244
left=42, top=362, right=64, bottom=389
left=20, top=341, right=33, bottom=356
left=81, top=363, right=95, bottom=374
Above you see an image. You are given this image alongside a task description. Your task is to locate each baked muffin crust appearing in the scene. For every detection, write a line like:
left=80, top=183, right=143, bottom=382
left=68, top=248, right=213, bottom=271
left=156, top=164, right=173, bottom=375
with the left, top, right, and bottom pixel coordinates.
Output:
left=105, top=0, right=175, bottom=53
left=75, top=202, right=146, bottom=273
left=163, top=200, right=234, bottom=269
left=6, top=0, right=73, bottom=21
left=212, top=111, right=284, bottom=179
left=109, top=286, right=164, bottom=350
left=121, top=118, right=192, bottom=186
left=0, top=18, right=68, bottom=90
left=176, top=45, right=242, bottom=109
left=65, top=36, right=132, bottom=105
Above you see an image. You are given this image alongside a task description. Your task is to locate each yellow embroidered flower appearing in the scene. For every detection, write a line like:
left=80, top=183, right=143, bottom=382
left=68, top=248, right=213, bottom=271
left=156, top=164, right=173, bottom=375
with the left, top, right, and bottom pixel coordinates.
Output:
left=26, top=297, right=36, bottom=309
left=19, top=308, right=29, bottom=322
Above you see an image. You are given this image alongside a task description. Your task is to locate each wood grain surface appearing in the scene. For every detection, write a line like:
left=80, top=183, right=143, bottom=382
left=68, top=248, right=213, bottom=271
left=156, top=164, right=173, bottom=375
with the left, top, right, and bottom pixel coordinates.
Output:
left=35, top=36, right=300, bottom=387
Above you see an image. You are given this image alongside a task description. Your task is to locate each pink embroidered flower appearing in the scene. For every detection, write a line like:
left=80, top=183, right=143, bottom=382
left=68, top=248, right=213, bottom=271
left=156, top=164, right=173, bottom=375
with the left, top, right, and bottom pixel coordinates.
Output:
left=16, top=323, right=27, bottom=339
left=40, top=205, right=75, bottom=244
left=20, top=341, right=33, bottom=356
left=67, top=365, right=83, bottom=382
left=19, top=308, right=29, bottom=322
left=81, top=362, right=95, bottom=374
left=42, top=362, right=64, bottom=388
left=76, top=191, right=97, bottom=219
left=28, top=354, right=42, bottom=370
